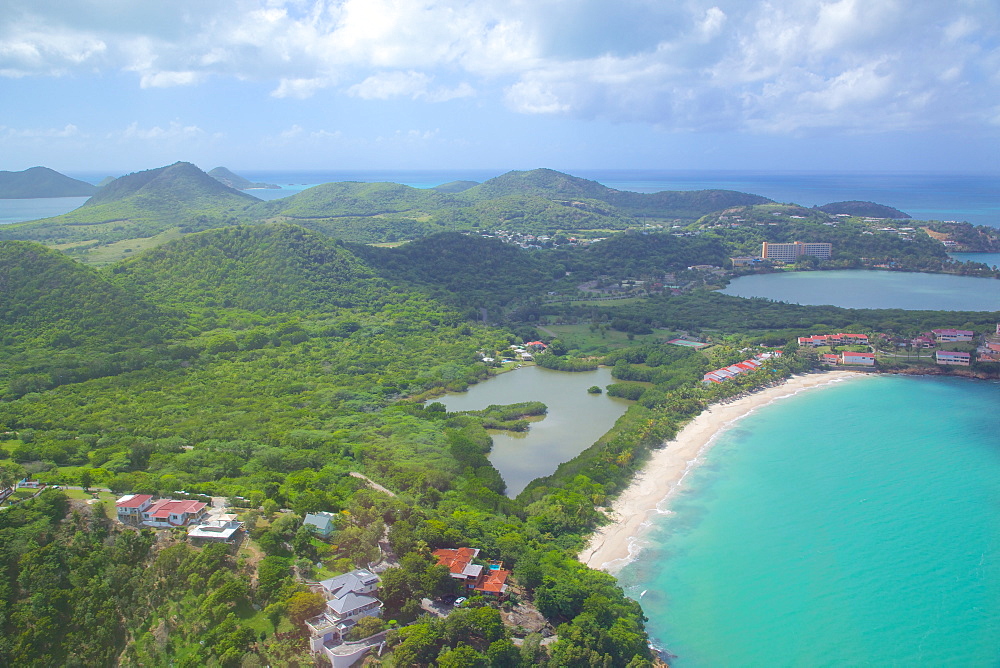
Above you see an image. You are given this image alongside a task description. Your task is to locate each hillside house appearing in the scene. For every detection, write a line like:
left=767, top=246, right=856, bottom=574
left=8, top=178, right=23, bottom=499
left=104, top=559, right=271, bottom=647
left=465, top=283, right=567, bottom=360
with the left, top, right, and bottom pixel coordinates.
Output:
left=304, top=511, right=337, bottom=537
left=307, top=569, right=383, bottom=654
left=432, top=547, right=511, bottom=597
left=141, top=499, right=208, bottom=527
left=187, top=515, right=244, bottom=544
left=116, top=494, right=154, bottom=525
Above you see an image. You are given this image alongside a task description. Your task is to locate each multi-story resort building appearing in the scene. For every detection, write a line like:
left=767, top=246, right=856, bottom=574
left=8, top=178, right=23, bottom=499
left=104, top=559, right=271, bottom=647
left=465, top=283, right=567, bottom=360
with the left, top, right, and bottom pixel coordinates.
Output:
left=761, top=241, right=833, bottom=262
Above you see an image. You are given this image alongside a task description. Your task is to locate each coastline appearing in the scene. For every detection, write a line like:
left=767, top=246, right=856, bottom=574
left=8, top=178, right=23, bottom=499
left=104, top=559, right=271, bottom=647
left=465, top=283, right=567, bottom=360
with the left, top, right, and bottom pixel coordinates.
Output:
left=578, top=370, right=869, bottom=572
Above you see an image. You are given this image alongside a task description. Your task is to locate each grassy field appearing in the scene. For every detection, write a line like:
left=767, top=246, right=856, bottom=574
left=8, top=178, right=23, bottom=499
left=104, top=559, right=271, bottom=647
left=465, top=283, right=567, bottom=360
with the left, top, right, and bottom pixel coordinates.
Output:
left=52, top=227, right=186, bottom=265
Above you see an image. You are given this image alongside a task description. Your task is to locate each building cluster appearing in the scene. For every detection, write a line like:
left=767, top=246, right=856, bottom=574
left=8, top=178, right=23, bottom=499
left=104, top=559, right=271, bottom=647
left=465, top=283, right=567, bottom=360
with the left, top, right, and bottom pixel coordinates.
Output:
left=797, top=333, right=869, bottom=347
left=115, top=494, right=244, bottom=544
left=702, top=351, right=782, bottom=384
left=980, top=324, right=1000, bottom=363
left=432, top=547, right=511, bottom=598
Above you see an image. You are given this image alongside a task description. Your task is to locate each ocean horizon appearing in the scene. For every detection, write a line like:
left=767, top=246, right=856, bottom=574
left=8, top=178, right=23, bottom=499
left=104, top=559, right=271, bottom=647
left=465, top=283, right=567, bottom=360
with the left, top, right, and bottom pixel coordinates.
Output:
left=614, top=373, right=1000, bottom=666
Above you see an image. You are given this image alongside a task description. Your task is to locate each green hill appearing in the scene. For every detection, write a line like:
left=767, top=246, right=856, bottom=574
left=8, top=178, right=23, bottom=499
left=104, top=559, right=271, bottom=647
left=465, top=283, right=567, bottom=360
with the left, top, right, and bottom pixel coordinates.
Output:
left=432, top=180, right=479, bottom=193
left=207, top=166, right=280, bottom=190
left=0, top=240, right=173, bottom=352
left=817, top=201, right=910, bottom=219
left=110, top=223, right=387, bottom=312
left=248, top=180, right=454, bottom=218
left=0, top=166, right=97, bottom=198
left=462, top=168, right=773, bottom=220
left=0, top=162, right=257, bottom=246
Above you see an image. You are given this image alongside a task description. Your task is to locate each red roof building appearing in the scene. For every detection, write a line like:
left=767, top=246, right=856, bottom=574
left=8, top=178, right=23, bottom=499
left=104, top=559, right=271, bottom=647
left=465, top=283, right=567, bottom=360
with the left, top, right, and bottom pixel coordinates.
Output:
left=141, top=499, right=208, bottom=527
left=116, top=494, right=154, bottom=524
left=432, top=548, right=510, bottom=597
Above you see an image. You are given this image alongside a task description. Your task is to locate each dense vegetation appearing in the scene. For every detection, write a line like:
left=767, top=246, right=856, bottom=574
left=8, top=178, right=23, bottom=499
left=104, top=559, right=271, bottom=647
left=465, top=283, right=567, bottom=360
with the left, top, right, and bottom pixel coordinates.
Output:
left=1, top=168, right=997, bottom=666
left=816, top=201, right=910, bottom=218
left=0, top=166, right=97, bottom=198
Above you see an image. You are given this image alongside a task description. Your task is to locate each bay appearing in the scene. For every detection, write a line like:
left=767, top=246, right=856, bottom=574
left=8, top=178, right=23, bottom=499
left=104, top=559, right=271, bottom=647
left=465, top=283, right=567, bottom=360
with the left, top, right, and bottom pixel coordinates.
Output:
left=435, top=365, right=630, bottom=496
left=950, top=252, right=1000, bottom=269
left=720, top=270, right=1000, bottom=311
left=615, top=375, right=1000, bottom=667
left=0, top=196, right=90, bottom=225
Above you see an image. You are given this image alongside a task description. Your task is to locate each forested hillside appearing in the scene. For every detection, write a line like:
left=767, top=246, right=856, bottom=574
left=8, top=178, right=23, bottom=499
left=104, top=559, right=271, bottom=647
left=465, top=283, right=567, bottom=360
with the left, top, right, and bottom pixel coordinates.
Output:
left=111, top=224, right=387, bottom=311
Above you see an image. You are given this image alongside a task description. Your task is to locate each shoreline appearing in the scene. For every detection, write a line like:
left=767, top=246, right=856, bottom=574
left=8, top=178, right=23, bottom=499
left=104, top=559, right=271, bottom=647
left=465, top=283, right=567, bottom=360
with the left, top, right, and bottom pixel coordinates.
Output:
left=578, top=370, right=869, bottom=572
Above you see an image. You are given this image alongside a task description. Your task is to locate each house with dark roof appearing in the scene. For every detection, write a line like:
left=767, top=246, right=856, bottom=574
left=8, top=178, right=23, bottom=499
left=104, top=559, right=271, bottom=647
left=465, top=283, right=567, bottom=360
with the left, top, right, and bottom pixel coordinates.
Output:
left=307, top=569, right=383, bottom=655
left=304, top=511, right=337, bottom=537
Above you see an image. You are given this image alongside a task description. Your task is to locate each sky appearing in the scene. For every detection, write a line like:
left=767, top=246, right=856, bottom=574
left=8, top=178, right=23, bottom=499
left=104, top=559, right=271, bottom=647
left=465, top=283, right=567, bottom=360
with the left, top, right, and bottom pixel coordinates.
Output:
left=2, top=0, right=999, bottom=174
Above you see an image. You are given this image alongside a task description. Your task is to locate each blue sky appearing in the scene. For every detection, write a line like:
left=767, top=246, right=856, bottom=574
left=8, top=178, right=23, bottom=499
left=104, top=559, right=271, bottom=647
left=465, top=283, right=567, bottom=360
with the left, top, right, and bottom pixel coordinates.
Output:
left=2, top=0, right=999, bottom=174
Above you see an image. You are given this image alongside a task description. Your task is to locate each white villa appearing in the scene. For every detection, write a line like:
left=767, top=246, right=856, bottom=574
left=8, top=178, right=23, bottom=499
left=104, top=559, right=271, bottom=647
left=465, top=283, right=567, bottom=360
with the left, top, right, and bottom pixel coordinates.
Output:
left=307, top=569, right=383, bottom=660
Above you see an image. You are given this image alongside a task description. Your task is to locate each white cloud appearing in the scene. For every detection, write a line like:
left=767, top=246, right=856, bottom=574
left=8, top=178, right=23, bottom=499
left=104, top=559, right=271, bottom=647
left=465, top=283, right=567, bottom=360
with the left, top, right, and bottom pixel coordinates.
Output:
left=2, top=123, right=82, bottom=138
left=348, top=71, right=431, bottom=100
left=120, top=121, right=210, bottom=141
left=139, top=70, right=202, bottom=88
left=271, top=77, right=331, bottom=99
left=0, top=0, right=998, bottom=135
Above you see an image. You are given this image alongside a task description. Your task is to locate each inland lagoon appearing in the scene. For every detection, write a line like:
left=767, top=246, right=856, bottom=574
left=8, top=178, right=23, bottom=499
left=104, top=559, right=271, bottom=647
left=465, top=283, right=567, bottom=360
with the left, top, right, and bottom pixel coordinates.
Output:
left=720, top=270, right=1000, bottom=311
left=436, top=365, right=631, bottom=496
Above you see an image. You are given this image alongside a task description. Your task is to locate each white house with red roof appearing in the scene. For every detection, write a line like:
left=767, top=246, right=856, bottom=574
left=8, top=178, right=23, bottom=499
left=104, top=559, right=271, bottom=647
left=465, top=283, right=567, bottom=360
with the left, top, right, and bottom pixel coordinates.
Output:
left=841, top=351, right=876, bottom=366
left=115, top=494, right=154, bottom=525
left=140, top=498, right=208, bottom=527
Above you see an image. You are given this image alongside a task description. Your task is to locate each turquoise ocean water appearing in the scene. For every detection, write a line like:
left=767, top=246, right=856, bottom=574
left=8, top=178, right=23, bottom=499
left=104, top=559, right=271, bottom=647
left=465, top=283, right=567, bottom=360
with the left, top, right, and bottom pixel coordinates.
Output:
left=614, top=374, right=1000, bottom=666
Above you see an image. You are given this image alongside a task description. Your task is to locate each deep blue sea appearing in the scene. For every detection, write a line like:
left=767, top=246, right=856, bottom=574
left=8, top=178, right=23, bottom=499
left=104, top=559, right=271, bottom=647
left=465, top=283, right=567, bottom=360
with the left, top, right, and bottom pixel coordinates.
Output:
left=3, top=170, right=998, bottom=228
left=615, top=375, right=1000, bottom=666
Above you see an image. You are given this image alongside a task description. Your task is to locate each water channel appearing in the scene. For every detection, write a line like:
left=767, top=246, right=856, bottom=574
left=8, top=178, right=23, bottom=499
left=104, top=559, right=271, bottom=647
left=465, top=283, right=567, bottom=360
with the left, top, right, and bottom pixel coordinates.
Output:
left=436, top=365, right=631, bottom=497
left=719, top=270, right=1000, bottom=311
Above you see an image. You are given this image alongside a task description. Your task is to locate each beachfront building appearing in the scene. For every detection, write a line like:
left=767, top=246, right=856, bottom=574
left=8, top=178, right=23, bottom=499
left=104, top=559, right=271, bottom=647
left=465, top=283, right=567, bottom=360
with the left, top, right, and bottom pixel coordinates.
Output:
left=761, top=241, right=833, bottom=262
left=797, top=333, right=869, bottom=347
left=702, top=351, right=782, bottom=383
left=730, top=256, right=764, bottom=268
left=931, top=329, right=974, bottom=342
left=841, top=351, right=876, bottom=366
left=935, top=350, right=972, bottom=366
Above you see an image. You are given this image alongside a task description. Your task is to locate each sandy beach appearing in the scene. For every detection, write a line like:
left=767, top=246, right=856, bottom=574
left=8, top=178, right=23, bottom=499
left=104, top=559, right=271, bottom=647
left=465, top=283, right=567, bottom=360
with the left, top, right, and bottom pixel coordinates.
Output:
left=579, top=370, right=868, bottom=572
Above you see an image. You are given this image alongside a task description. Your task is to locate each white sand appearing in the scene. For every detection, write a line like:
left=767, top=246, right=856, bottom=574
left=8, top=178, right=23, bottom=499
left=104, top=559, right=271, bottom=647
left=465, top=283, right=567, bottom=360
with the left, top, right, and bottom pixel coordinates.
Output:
left=579, top=370, right=869, bottom=572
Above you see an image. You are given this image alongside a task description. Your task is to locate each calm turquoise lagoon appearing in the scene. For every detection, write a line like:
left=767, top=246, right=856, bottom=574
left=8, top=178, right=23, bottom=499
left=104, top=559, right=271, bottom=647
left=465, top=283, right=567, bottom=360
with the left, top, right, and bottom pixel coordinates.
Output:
left=720, top=270, right=1000, bottom=311
left=615, top=375, right=1000, bottom=666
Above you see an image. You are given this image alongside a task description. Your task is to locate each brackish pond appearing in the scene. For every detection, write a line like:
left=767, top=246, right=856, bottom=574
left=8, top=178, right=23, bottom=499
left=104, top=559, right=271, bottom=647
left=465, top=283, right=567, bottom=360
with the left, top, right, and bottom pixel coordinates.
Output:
left=437, top=365, right=631, bottom=496
left=720, top=270, right=1000, bottom=311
